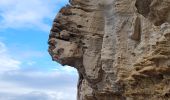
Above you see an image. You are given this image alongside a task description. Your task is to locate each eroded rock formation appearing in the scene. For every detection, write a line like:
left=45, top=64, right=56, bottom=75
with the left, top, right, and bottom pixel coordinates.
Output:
left=48, top=0, right=170, bottom=99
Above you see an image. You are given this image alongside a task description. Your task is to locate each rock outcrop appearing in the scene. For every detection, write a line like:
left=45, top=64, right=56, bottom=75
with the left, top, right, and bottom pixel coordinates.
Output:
left=48, top=0, right=170, bottom=99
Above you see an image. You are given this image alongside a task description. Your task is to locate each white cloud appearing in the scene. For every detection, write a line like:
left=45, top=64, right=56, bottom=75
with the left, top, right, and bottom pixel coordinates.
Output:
left=2, top=68, right=78, bottom=89
left=53, top=65, right=78, bottom=75
left=0, top=42, right=6, bottom=53
left=0, top=90, right=76, bottom=100
left=0, top=42, right=21, bottom=72
left=0, top=41, right=78, bottom=100
left=0, top=0, right=69, bottom=31
left=27, top=61, right=36, bottom=66
left=0, top=69, right=77, bottom=100
left=0, top=91, right=71, bottom=100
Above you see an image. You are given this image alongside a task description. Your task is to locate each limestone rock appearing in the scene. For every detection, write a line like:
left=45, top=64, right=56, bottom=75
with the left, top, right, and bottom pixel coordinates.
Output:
left=136, top=0, right=170, bottom=26
left=48, top=0, right=170, bottom=99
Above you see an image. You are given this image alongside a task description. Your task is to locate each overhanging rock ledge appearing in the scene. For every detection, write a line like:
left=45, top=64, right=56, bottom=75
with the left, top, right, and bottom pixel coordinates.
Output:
left=48, top=0, right=170, bottom=99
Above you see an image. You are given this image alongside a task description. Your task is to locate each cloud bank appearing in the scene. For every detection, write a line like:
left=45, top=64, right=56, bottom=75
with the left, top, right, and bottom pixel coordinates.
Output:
left=0, top=38, right=77, bottom=100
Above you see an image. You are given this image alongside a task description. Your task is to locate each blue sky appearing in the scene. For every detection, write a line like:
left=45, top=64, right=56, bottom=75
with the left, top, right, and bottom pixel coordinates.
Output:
left=0, top=0, right=78, bottom=100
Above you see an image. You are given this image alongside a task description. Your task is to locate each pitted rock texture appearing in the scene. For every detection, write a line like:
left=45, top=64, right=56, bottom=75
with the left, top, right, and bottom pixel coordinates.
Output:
left=136, top=0, right=170, bottom=26
left=48, top=0, right=170, bottom=100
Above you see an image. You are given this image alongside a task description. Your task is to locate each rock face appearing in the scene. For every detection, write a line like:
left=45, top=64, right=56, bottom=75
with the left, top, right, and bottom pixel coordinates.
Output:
left=48, top=0, right=170, bottom=99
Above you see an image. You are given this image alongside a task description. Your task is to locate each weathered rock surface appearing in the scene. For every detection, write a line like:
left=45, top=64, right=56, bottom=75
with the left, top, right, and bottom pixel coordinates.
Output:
left=48, top=0, right=170, bottom=99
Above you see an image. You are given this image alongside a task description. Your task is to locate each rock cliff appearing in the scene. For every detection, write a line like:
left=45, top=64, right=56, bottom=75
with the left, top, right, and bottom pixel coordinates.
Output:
left=48, top=0, right=170, bottom=99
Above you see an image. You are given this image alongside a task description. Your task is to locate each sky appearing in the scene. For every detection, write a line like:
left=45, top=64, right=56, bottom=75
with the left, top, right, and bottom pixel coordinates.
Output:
left=0, top=0, right=78, bottom=100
